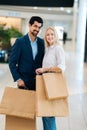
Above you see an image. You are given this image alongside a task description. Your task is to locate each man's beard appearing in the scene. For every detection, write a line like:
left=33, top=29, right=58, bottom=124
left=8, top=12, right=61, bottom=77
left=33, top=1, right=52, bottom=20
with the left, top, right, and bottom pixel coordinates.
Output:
left=31, top=30, right=39, bottom=37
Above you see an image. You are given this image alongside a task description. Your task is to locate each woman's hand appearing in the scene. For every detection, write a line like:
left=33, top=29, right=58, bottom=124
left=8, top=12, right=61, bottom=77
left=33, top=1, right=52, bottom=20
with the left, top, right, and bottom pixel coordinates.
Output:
left=36, top=67, right=62, bottom=75
left=36, top=68, right=48, bottom=74
left=36, top=68, right=44, bottom=75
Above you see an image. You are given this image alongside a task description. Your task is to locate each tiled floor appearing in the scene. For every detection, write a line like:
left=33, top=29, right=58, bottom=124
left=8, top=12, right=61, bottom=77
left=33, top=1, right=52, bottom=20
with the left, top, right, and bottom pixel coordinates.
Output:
left=0, top=41, right=87, bottom=130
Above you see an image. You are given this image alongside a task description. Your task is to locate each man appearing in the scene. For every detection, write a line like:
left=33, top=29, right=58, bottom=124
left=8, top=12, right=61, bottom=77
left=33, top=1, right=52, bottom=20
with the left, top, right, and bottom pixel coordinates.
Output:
left=9, top=16, right=44, bottom=90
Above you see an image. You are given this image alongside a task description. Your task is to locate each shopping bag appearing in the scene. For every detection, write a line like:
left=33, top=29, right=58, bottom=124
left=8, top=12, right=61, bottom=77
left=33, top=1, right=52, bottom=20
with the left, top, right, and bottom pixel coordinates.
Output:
left=42, top=73, right=68, bottom=100
left=36, top=75, right=69, bottom=117
left=0, top=87, right=36, bottom=119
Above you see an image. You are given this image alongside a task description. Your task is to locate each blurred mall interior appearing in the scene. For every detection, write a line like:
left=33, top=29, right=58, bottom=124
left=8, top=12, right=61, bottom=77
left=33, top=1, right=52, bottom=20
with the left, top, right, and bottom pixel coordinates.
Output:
left=0, top=0, right=87, bottom=130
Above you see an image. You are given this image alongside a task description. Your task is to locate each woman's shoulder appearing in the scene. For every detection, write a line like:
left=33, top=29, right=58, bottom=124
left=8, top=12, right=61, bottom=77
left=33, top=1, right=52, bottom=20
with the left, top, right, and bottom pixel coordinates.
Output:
left=55, top=45, right=65, bottom=55
left=55, top=44, right=64, bottom=50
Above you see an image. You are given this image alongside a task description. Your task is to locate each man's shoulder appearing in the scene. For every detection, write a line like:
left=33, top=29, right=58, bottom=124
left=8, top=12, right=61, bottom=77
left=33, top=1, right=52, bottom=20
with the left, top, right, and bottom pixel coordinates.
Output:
left=37, top=37, right=43, bottom=41
left=15, top=34, right=28, bottom=44
left=17, top=34, right=27, bottom=40
left=37, top=37, right=44, bottom=43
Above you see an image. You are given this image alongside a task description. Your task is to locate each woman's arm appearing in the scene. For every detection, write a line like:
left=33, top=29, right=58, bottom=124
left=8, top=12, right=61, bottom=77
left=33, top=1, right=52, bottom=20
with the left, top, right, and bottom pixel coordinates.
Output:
left=36, top=66, right=62, bottom=74
left=56, top=45, right=66, bottom=72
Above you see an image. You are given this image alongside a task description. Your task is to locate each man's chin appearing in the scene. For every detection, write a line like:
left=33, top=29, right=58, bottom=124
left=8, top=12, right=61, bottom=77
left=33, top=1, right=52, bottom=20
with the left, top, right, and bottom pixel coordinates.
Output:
left=32, top=32, right=38, bottom=37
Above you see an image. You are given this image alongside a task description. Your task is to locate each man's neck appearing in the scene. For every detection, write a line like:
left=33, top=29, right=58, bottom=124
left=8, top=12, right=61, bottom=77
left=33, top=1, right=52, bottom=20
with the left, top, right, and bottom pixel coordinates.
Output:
left=28, top=33, right=36, bottom=42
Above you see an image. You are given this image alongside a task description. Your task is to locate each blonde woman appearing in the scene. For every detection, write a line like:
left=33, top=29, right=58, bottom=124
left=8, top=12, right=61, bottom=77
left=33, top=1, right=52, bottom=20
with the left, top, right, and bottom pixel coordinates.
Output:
left=36, top=26, right=65, bottom=74
left=36, top=27, right=66, bottom=130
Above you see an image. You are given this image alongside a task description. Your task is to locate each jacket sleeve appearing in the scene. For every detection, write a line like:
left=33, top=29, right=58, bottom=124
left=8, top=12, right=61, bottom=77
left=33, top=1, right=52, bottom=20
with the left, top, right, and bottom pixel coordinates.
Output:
left=9, top=38, right=21, bottom=81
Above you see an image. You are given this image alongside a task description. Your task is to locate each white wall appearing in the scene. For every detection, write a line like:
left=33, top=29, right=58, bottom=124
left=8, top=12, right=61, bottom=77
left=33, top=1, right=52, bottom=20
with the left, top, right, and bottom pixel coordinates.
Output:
left=0, top=8, right=74, bottom=40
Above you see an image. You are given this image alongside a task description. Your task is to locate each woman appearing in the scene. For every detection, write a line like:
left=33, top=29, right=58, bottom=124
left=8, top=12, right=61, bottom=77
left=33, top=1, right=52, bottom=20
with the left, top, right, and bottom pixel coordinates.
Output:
left=36, top=27, right=66, bottom=130
left=36, top=26, right=65, bottom=74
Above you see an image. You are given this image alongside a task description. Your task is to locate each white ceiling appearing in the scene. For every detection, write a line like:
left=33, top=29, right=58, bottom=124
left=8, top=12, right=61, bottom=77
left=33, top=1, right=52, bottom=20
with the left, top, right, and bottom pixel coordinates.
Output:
left=0, top=5, right=73, bottom=15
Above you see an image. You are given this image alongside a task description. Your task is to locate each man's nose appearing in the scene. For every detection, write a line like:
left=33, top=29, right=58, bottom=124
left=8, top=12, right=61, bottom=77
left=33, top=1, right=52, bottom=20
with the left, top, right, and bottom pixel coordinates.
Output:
left=36, top=27, right=40, bottom=31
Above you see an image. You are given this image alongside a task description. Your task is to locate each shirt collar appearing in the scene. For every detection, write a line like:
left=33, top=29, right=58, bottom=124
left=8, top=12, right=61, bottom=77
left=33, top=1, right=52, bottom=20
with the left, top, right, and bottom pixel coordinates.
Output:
left=49, top=44, right=55, bottom=48
left=28, top=34, right=37, bottom=43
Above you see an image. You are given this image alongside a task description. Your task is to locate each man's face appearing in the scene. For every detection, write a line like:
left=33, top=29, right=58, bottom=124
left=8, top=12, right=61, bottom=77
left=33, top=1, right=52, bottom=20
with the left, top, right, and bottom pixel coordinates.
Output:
left=29, top=21, right=42, bottom=37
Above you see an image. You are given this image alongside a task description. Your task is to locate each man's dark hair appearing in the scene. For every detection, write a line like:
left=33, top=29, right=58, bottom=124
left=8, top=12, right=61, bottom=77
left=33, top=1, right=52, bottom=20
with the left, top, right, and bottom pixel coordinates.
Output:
left=29, top=16, right=43, bottom=27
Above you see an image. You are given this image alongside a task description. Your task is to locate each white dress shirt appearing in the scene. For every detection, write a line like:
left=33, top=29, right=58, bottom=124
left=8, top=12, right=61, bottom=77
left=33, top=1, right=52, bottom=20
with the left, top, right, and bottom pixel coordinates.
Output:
left=42, top=45, right=66, bottom=72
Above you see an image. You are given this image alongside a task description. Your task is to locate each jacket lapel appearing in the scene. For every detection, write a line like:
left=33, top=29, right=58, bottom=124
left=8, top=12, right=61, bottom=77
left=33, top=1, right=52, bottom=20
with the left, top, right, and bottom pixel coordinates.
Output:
left=24, top=34, right=33, bottom=60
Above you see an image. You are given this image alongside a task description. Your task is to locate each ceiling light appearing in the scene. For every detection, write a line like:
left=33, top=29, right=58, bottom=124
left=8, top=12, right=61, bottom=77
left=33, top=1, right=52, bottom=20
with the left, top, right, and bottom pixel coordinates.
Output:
left=60, top=7, right=64, bottom=11
left=48, top=8, right=52, bottom=11
left=66, top=9, right=72, bottom=14
left=33, top=7, right=38, bottom=9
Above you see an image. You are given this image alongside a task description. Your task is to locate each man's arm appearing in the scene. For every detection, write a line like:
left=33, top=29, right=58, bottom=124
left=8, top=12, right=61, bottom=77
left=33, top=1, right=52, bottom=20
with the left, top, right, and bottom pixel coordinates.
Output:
left=9, top=38, right=21, bottom=81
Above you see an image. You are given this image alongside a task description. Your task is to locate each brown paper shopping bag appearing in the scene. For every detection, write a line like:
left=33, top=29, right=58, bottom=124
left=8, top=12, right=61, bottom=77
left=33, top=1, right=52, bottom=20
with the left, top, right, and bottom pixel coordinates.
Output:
left=0, top=87, right=36, bottom=119
left=5, top=115, right=36, bottom=130
left=42, top=73, right=68, bottom=100
left=0, top=87, right=36, bottom=130
left=36, top=75, right=69, bottom=117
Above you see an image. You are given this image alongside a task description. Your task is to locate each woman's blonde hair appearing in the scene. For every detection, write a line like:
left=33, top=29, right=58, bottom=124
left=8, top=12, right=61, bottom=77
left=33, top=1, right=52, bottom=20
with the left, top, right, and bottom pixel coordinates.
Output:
left=44, top=26, right=59, bottom=47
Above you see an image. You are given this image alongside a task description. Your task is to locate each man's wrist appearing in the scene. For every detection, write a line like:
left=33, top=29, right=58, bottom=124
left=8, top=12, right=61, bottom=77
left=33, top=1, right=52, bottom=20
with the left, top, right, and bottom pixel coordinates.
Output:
left=16, top=78, right=22, bottom=82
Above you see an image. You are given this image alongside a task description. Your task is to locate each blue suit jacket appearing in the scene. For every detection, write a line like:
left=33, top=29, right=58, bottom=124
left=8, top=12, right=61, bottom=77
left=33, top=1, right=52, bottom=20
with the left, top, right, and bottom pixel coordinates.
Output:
left=9, top=34, right=44, bottom=89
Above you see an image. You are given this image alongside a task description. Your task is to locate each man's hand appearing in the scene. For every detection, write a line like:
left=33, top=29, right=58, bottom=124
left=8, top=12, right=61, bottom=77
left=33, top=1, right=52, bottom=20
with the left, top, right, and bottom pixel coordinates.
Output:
left=17, top=79, right=26, bottom=88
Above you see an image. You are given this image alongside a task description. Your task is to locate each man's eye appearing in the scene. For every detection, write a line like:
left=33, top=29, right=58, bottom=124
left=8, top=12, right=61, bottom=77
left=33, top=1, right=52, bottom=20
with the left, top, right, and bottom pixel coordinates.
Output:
left=34, top=25, right=41, bottom=29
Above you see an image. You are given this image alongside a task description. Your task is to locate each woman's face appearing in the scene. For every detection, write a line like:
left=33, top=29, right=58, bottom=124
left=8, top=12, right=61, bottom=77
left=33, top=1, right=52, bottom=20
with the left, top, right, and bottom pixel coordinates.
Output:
left=45, top=29, right=55, bottom=46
